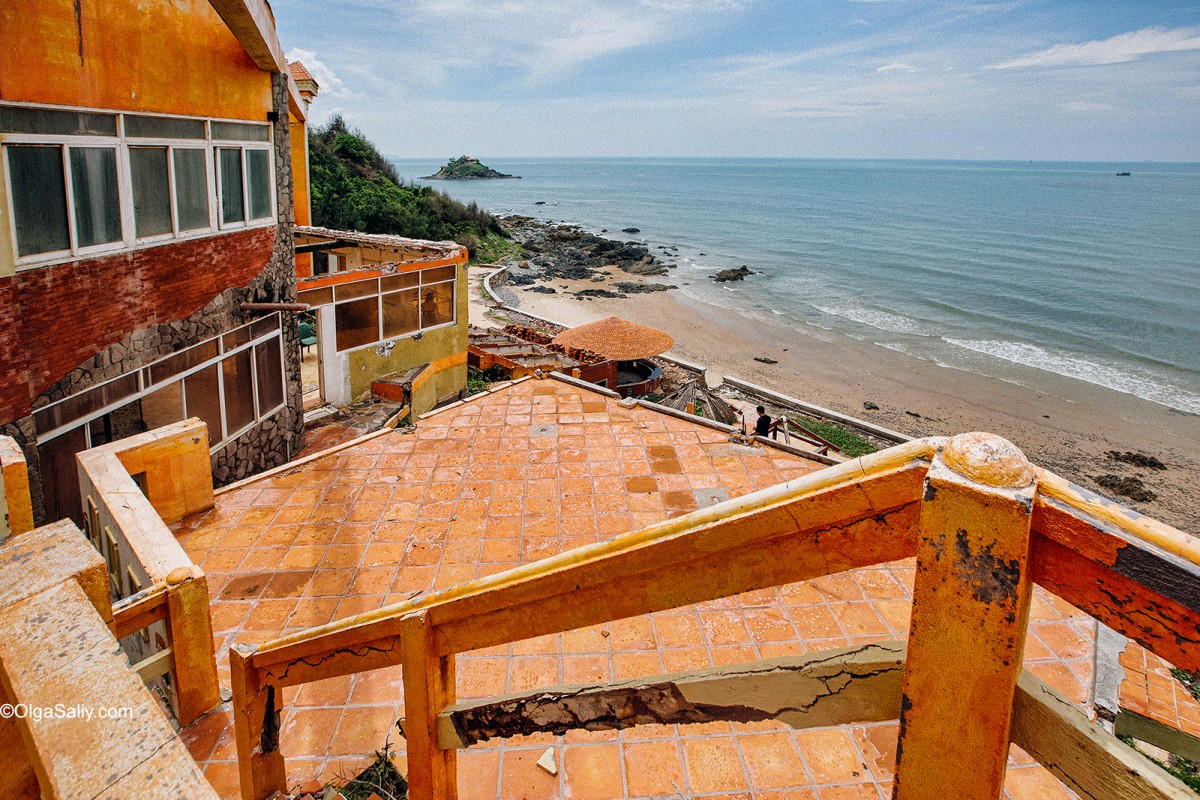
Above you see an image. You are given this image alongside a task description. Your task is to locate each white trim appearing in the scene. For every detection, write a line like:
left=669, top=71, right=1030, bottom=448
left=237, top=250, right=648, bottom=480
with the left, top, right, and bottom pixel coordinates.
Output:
left=36, top=315, right=285, bottom=448
left=1, top=100, right=274, bottom=266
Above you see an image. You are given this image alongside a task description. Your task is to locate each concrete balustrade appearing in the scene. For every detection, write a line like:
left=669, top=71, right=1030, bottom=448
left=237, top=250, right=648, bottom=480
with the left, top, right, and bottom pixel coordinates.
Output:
left=75, top=418, right=221, bottom=726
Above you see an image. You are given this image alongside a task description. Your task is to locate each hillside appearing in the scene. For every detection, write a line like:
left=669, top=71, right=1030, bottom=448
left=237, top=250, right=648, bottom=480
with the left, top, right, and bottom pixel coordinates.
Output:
left=308, top=117, right=506, bottom=257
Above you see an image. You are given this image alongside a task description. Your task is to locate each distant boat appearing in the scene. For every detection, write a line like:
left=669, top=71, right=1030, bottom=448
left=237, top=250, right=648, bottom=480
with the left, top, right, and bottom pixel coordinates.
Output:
left=1116, top=171, right=1131, bottom=176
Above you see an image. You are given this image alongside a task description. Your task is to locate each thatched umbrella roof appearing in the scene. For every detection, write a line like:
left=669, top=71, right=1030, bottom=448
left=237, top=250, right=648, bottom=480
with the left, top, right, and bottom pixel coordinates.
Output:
left=552, top=317, right=674, bottom=361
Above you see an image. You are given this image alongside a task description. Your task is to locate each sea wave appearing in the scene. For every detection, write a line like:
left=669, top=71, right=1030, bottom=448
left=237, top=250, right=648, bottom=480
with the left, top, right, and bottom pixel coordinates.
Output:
left=944, top=339, right=1200, bottom=414
left=811, top=303, right=926, bottom=335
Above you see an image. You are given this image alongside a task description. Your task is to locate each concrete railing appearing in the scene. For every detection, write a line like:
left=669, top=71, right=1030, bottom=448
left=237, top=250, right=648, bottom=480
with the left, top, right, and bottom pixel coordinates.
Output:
left=0, top=436, right=33, bottom=541
left=76, top=418, right=221, bottom=726
left=229, top=431, right=1200, bottom=800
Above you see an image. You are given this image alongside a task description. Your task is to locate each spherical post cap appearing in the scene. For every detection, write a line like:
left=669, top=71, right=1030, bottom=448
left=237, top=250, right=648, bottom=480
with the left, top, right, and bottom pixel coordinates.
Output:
left=941, top=432, right=1035, bottom=489
left=166, top=566, right=193, bottom=585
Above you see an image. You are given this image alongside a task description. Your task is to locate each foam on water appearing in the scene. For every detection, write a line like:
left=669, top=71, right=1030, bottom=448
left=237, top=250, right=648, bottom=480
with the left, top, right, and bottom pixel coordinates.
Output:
left=945, top=339, right=1200, bottom=414
left=811, top=303, right=926, bottom=335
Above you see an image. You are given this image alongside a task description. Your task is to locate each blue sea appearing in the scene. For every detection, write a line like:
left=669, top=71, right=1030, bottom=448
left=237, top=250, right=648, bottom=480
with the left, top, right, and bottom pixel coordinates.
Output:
left=391, top=158, right=1200, bottom=415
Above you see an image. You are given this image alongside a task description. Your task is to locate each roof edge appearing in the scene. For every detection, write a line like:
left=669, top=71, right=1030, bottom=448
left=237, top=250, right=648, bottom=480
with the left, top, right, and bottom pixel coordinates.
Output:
left=208, top=0, right=286, bottom=73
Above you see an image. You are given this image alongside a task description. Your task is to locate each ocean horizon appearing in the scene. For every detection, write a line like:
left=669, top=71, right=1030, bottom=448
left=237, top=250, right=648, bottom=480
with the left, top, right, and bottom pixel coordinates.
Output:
left=390, top=157, right=1200, bottom=416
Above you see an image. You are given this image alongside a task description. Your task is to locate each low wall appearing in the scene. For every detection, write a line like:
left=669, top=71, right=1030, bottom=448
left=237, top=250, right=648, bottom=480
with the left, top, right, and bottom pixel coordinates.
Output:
left=75, top=418, right=220, bottom=724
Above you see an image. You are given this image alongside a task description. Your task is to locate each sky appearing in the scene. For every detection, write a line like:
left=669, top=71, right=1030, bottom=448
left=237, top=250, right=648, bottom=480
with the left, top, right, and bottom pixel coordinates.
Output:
left=275, top=1, right=1200, bottom=161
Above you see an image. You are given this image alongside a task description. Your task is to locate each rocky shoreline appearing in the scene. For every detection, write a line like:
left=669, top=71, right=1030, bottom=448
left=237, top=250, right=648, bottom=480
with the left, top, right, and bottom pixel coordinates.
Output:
left=491, top=216, right=680, bottom=300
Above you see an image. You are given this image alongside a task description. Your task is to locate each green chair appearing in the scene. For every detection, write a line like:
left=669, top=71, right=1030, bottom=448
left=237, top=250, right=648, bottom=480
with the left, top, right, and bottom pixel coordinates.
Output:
left=298, top=320, right=318, bottom=354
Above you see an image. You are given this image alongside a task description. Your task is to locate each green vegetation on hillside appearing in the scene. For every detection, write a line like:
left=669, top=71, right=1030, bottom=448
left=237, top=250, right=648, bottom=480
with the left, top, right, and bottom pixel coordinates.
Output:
left=308, top=116, right=506, bottom=258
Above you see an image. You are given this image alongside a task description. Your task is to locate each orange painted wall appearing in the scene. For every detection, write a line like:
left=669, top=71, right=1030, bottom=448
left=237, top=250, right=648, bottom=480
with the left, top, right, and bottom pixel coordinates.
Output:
left=0, top=0, right=271, bottom=120
left=290, top=115, right=313, bottom=276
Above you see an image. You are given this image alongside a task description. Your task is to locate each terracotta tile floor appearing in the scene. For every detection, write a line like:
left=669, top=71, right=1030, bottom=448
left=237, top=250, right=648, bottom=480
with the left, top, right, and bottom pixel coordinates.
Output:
left=1118, top=642, right=1200, bottom=738
left=175, top=377, right=1095, bottom=799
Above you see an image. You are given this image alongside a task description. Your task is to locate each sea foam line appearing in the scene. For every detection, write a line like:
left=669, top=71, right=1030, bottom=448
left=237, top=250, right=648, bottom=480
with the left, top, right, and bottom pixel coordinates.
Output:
left=945, top=338, right=1200, bottom=414
left=811, top=303, right=926, bottom=335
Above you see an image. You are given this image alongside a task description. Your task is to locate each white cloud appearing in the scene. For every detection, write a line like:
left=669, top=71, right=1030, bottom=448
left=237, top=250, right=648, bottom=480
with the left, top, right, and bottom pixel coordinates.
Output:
left=877, top=62, right=921, bottom=73
left=285, top=48, right=354, bottom=98
left=407, top=0, right=749, bottom=79
left=989, top=26, right=1200, bottom=70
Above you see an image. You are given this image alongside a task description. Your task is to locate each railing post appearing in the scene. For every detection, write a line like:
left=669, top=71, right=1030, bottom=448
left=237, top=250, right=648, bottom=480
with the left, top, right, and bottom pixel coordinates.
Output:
left=231, top=644, right=287, bottom=800
left=165, top=566, right=221, bottom=726
left=894, top=433, right=1037, bottom=800
left=401, top=611, right=458, bottom=800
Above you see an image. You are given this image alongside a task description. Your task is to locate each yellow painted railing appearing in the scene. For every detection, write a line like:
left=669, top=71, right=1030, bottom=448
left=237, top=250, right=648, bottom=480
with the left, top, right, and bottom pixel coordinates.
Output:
left=230, top=432, right=1200, bottom=800
left=76, top=418, right=221, bottom=726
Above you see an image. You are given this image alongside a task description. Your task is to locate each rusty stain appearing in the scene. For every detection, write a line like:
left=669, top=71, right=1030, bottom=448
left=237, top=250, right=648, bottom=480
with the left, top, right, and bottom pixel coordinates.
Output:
left=953, top=529, right=1022, bottom=605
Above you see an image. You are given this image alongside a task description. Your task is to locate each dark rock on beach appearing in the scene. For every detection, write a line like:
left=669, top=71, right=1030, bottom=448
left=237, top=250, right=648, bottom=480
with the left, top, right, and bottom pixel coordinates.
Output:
left=712, top=266, right=753, bottom=282
left=1095, top=474, right=1156, bottom=503
left=614, top=282, right=676, bottom=294
left=527, top=286, right=557, bottom=294
left=1106, top=451, right=1167, bottom=470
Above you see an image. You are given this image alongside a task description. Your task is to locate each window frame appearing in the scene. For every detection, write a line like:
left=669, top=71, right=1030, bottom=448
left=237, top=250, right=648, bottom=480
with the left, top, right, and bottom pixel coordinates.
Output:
left=212, top=141, right=275, bottom=231
left=126, top=141, right=215, bottom=244
left=1, top=101, right=273, bottom=269
left=307, top=266, right=459, bottom=354
left=3, top=135, right=130, bottom=262
left=33, top=313, right=288, bottom=453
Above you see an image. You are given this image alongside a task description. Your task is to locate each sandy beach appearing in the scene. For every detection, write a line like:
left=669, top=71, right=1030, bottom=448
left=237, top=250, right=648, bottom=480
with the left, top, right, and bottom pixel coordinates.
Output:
left=469, top=265, right=1200, bottom=534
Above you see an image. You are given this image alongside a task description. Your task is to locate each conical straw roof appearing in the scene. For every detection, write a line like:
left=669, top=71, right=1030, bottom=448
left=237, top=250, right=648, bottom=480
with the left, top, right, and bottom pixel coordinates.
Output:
left=551, top=317, right=674, bottom=360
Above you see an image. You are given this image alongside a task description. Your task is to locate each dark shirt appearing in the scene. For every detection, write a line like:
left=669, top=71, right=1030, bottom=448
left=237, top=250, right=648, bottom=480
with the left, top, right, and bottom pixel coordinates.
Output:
left=754, top=414, right=772, bottom=437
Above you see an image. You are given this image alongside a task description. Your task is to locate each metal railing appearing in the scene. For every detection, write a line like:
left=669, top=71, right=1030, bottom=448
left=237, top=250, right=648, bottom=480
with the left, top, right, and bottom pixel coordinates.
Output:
left=229, top=432, right=1200, bottom=800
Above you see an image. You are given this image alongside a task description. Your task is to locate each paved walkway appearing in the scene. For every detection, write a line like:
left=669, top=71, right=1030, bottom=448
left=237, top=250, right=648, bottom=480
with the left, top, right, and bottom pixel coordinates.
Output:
left=176, top=378, right=1094, bottom=799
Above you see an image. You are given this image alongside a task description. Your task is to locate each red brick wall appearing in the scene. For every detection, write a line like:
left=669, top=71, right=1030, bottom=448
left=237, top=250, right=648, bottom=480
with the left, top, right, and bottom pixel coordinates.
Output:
left=0, top=227, right=276, bottom=422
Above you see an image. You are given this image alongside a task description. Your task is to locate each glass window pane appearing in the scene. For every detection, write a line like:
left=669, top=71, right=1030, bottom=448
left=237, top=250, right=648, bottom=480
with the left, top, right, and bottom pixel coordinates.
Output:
left=420, top=282, right=455, bottom=328
left=250, top=314, right=280, bottom=339
left=124, top=114, right=205, bottom=139
left=211, top=121, right=269, bottom=141
left=223, top=326, right=252, bottom=351
left=173, top=149, right=209, bottom=231
left=32, top=371, right=138, bottom=434
left=130, top=146, right=172, bottom=238
left=88, top=399, right=146, bottom=446
left=222, top=349, right=256, bottom=434
left=247, top=149, right=272, bottom=220
left=380, top=273, right=419, bottom=291
left=297, top=287, right=333, bottom=307
left=184, top=364, right=223, bottom=442
left=0, top=106, right=116, bottom=136
left=335, top=296, right=380, bottom=351
left=7, top=145, right=70, bottom=256
left=38, top=427, right=88, bottom=526
left=382, top=288, right=420, bottom=338
left=149, top=339, right=219, bottom=384
left=141, top=381, right=184, bottom=431
left=219, top=148, right=245, bottom=224
left=69, top=147, right=122, bottom=247
left=335, top=279, right=378, bottom=301
left=254, top=338, right=284, bottom=413
left=422, top=265, right=456, bottom=284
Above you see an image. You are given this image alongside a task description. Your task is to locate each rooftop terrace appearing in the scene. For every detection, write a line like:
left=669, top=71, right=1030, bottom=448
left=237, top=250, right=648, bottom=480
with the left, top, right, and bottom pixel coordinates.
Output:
left=171, top=377, right=1103, bottom=799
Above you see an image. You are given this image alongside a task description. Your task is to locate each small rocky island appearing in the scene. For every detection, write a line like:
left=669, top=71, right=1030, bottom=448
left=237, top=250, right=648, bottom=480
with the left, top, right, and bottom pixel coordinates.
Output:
left=422, top=155, right=519, bottom=180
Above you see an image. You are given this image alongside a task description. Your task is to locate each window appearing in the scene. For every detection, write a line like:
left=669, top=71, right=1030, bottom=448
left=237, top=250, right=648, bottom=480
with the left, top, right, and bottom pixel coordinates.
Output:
left=320, top=265, right=458, bottom=353
left=7, top=145, right=70, bottom=256
left=2, top=103, right=272, bottom=263
left=33, top=315, right=288, bottom=524
left=216, top=146, right=272, bottom=226
left=130, top=145, right=209, bottom=239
